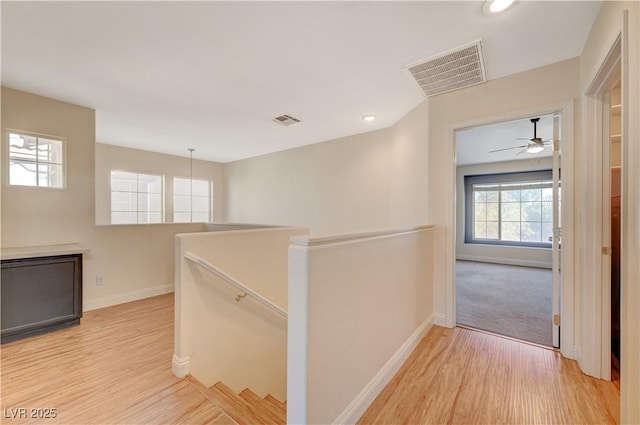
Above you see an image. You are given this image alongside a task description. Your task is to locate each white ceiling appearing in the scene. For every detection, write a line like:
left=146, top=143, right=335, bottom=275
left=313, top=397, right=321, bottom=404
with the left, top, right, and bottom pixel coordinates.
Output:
left=1, top=1, right=600, bottom=163
left=456, top=113, right=556, bottom=166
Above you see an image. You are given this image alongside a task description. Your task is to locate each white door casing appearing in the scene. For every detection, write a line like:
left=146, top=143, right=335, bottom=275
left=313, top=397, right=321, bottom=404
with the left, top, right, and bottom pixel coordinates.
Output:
left=448, top=101, right=576, bottom=359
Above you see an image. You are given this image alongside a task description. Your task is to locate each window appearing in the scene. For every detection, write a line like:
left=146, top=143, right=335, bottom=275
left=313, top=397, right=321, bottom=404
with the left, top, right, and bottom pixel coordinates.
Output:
left=8, top=132, right=65, bottom=188
left=465, top=170, right=559, bottom=247
left=111, top=171, right=163, bottom=224
left=173, top=177, right=211, bottom=223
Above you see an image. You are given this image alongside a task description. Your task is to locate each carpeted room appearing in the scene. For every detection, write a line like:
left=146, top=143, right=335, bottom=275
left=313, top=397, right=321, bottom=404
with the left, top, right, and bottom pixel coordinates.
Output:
left=456, top=260, right=553, bottom=346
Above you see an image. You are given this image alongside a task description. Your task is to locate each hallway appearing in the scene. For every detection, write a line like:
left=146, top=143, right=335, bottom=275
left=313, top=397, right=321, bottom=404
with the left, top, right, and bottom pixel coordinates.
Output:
left=359, top=326, right=619, bottom=424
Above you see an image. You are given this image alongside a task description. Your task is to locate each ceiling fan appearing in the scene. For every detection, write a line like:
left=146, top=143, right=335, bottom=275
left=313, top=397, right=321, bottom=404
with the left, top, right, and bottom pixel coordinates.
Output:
left=490, top=118, right=552, bottom=155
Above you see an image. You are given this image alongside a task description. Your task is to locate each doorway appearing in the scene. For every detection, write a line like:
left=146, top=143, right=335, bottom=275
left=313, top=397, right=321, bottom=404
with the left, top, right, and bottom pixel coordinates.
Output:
left=603, top=78, right=622, bottom=382
left=586, top=34, right=622, bottom=383
left=454, top=113, right=562, bottom=348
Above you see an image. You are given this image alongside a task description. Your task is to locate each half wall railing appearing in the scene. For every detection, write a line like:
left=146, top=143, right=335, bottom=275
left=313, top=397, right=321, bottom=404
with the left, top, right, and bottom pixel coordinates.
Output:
left=184, top=252, right=287, bottom=319
left=287, top=225, right=435, bottom=424
left=173, top=226, right=308, bottom=401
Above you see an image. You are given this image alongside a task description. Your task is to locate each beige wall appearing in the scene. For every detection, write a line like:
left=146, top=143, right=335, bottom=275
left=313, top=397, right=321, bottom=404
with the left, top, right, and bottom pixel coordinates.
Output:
left=578, top=2, right=640, bottom=422
left=225, top=101, right=429, bottom=236
left=456, top=157, right=554, bottom=268
left=288, top=227, right=433, bottom=424
left=0, top=87, right=110, bottom=307
left=428, top=58, right=580, bottom=327
left=1, top=87, right=222, bottom=311
left=1, top=87, right=96, bottom=248
left=174, top=227, right=308, bottom=401
left=95, top=143, right=225, bottom=225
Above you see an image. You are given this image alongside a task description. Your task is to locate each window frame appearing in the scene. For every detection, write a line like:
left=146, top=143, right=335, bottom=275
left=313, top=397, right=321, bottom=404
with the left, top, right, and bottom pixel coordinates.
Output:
left=6, top=130, right=67, bottom=189
left=464, top=169, right=557, bottom=248
left=172, top=177, right=212, bottom=223
left=110, top=170, right=165, bottom=225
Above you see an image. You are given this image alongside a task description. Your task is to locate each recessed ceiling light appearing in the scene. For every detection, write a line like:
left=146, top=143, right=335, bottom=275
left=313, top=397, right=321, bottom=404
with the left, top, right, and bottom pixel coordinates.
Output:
left=483, top=0, right=515, bottom=14
left=362, top=115, right=376, bottom=122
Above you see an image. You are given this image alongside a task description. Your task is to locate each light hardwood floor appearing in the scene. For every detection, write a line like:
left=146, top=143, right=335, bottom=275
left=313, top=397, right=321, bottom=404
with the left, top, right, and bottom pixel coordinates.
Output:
left=358, top=326, right=620, bottom=425
left=2, top=295, right=620, bottom=425
left=1, top=294, right=233, bottom=424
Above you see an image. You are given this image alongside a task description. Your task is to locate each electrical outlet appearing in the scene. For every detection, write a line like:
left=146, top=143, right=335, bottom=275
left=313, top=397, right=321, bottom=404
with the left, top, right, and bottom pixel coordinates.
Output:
left=96, top=276, right=105, bottom=286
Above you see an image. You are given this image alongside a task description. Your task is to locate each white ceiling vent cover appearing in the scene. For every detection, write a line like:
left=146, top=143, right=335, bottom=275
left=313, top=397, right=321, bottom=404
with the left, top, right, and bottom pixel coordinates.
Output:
left=272, top=114, right=301, bottom=126
left=407, top=40, right=487, bottom=97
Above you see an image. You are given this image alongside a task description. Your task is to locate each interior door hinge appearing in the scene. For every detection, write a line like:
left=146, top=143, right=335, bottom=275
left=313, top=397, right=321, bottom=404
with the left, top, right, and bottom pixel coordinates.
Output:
left=553, top=140, right=561, bottom=151
left=602, top=246, right=612, bottom=255
left=553, top=314, right=561, bottom=326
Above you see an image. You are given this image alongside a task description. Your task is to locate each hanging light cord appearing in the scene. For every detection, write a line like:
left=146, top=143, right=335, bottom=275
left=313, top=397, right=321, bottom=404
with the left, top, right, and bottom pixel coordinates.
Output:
left=188, top=148, right=194, bottom=223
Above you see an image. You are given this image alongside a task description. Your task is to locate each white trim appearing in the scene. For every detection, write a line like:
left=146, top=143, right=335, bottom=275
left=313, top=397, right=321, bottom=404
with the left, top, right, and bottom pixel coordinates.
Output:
left=333, top=314, right=435, bottom=425
left=1, top=243, right=89, bottom=260
left=290, top=225, right=433, bottom=247
left=433, top=312, right=447, bottom=327
left=573, top=345, right=582, bottom=363
left=581, top=33, right=623, bottom=380
left=287, top=244, right=310, bottom=425
left=456, top=255, right=552, bottom=269
left=448, top=101, right=576, bottom=358
left=172, top=354, right=190, bottom=378
left=82, top=283, right=174, bottom=312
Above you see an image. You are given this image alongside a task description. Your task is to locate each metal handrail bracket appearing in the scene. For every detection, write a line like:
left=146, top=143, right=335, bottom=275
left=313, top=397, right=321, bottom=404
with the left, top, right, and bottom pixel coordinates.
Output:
left=183, top=252, right=287, bottom=319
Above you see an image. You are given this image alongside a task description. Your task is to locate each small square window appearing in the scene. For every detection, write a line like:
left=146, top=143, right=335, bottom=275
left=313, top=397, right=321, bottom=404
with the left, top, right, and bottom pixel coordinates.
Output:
left=8, top=132, right=65, bottom=188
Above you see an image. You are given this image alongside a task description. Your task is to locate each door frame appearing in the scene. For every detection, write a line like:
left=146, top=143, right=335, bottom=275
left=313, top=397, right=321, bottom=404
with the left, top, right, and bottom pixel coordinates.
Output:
left=584, top=34, right=622, bottom=380
left=446, top=100, right=576, bottom=359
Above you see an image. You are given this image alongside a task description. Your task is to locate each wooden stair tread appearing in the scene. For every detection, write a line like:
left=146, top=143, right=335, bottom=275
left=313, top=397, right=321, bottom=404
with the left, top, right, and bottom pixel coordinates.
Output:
left=210, top=381, right=280, bottom=425
left=263, top=394, right=286, bottom=414
left=239, top=389, right=285, bottom=424
left=185, top=376, right=278, bottom=425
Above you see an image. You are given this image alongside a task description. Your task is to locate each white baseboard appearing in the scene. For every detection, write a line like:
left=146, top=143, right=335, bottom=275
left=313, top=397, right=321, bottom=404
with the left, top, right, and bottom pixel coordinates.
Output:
left=433, top=312, right=448, bottom=327
left=83, top=283, right=174, bottom=312
left=573, top=345, right=582, bottom=362
left=172, top=354, right=190, bottom=378
left=456, top=255, right=552, bottom=269
left=333, top=313, right=435, bottom=425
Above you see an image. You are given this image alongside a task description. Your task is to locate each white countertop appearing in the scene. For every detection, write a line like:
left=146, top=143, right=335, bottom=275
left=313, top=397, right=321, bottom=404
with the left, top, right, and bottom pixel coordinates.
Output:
left=1, top=243, right=90, bottom=261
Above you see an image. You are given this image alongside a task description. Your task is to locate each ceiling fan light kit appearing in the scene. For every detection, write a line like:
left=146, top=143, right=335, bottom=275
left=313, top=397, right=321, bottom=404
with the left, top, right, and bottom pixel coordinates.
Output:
left=483, top=0, right=515, bottom=15
left=527, top=145, right=545, bottom=154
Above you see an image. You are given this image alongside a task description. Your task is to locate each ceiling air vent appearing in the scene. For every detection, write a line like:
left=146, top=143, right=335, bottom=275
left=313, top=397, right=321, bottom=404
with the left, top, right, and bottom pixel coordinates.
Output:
left=272, top=114, right=301, bottom=126
left=407, top=40, right=487, bottom=97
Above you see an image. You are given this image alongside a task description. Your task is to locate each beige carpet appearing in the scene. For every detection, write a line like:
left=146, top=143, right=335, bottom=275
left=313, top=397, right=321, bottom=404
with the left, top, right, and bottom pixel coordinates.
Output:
left=456, top=260, right=553, bottom=347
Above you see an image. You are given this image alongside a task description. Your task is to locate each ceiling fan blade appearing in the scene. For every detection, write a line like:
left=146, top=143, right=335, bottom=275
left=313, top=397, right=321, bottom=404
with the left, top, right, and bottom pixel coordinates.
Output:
left=489, top=144, right=527, bottom=153
left=515, top=147, right=528, bottom=156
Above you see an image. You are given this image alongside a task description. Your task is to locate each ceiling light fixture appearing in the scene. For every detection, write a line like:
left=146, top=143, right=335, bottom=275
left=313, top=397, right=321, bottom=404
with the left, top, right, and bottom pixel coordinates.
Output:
left=362, top=115, right=376, bottom=122
left=527, top=145, right=544, bottom=154
left=483, top=0, right=515, bottom=14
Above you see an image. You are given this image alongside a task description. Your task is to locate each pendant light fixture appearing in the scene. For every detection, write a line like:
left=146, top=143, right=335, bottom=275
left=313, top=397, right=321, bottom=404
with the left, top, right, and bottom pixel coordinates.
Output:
left=188, top=148, right=194, bottom=223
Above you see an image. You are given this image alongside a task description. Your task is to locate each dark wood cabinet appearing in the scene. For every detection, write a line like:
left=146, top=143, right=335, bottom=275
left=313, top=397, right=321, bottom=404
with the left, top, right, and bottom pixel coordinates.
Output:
left=1, top=253, right=83, bottom=344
